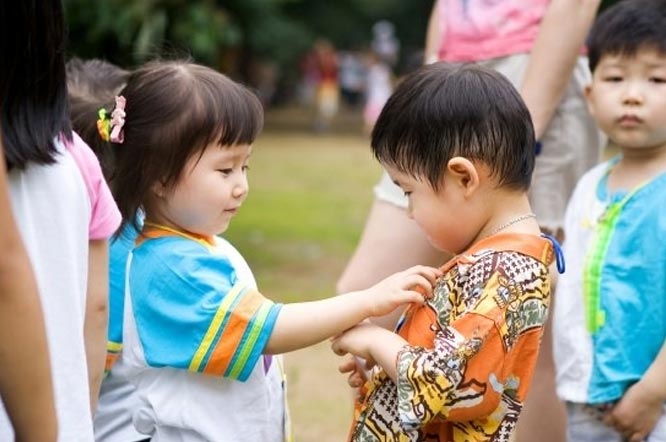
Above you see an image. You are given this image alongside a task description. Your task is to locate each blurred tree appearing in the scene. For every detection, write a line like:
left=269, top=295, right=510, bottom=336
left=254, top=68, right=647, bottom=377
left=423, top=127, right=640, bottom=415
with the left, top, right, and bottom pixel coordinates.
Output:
left=63, top=0, right=625, bottom=103
left=64, top=0, right=431, bottom=71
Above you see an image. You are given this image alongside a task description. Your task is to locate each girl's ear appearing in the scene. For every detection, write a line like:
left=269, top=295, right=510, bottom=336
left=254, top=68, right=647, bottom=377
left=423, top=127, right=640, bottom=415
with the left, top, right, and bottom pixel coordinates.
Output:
left=446, top=157, right=480, bottom=198
left=151, top=180, right=168, bottom=199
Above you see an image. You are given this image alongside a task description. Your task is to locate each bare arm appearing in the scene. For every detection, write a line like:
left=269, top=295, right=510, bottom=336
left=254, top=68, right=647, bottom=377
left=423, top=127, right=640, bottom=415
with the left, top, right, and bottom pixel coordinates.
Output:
left=520, top=0, right=601, bottom=139
left=84, top=239, right=109, bottom=413
left=605, top=343, right=666, bottom=440
left=0, top=146, right=57, bottom=442
left=640, top=343, right=666, bottom=400
left=265, top=266, right=440, bottom=354
left=424, top=0, right=443, bottom=64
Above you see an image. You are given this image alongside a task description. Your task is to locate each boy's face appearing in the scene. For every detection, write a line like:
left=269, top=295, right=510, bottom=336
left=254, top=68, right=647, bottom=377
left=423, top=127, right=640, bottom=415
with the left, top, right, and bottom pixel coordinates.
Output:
left=586, top=47, right=666, bottom=151
left=385, top=163, right=479, bottom=254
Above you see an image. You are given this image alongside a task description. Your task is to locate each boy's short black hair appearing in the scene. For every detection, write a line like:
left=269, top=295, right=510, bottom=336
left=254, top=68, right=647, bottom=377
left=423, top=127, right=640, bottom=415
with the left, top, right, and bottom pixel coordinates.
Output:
left=588, top=0, right=666, bottom=72
left=371, top=62, right=535, bottom=191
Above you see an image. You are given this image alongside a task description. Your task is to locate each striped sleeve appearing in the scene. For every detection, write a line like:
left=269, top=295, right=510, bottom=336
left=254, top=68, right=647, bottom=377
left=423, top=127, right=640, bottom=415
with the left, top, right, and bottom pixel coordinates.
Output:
left=129, top=237, right=281, bottom=381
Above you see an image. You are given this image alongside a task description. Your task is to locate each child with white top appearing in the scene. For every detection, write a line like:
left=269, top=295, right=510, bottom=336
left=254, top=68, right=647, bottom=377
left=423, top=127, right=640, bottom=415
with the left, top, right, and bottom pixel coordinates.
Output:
left=0, top=2, right=121, bottom=441
left=553, top=1, right=666, bottom=440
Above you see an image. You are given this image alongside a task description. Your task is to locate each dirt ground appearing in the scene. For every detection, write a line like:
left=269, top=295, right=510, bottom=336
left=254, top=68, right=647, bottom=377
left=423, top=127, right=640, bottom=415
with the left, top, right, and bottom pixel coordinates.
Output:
left=253, top=105, right=367, bottom=442
left=285, top=343, right=354, bottom=442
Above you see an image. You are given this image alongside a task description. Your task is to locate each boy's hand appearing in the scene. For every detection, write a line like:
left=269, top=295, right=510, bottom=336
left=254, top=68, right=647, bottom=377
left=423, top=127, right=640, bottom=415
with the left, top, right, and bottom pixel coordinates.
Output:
left=338, top=354, right=374, bottom=389
left=332, top=322, right=388, bottom=362
left=604, top=380, right=664, bottom=441
left=364, top=265, right=441, bottom=317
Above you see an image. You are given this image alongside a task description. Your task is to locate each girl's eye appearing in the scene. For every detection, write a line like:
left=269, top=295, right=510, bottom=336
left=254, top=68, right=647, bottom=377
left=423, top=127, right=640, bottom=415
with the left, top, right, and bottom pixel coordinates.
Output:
left=242, top=165, right=250, bottom=172
left=650, top=77, right=666, bottom=83
left=403, top=191, right=412, bottom=197
left=217, top=169, right=233, bottom=175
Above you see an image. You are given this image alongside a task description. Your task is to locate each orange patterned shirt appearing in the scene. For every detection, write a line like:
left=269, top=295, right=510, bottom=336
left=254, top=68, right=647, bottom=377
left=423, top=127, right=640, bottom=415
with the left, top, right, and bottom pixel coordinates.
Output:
left=349, top=233, right=554, bottom=442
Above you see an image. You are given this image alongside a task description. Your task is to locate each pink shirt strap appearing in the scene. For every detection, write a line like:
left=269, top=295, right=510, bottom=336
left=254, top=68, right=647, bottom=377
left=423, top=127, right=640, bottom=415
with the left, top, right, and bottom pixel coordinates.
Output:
left=64, top=131, right=121, bottom=240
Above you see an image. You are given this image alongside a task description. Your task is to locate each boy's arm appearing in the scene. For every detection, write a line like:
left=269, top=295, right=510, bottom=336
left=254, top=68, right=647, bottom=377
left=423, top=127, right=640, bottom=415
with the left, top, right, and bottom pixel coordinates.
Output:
left=332, top=322, right=407, bottom=382
left=264, top=266, right=440, bottom=354
left=0, top=146, right=57, bottom=442
left=84, top=239, right=109, bottom=413
left=520, top=0, right=601, bottom=139
left=605, top=344, right=666, bottom=441
left=334, top=258, right=550, bottom=430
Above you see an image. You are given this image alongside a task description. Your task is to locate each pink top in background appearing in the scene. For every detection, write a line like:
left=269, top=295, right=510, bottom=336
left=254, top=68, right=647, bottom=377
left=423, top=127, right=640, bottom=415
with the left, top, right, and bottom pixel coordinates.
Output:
left=64, top=131, right=121, bottom=240
left=438, top=0, right=550, bottom=62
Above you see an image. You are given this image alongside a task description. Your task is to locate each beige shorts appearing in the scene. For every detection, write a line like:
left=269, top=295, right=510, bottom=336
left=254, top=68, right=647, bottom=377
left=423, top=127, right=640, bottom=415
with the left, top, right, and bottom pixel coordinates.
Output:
left=374, top=53, right=604, bottom=233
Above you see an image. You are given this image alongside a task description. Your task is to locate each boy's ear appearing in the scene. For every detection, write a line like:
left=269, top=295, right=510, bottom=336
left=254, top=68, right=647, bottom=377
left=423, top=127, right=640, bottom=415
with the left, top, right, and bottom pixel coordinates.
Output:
left=446, top=157, right=479, bottom=197
left=583, top=83, right=596, bottom=117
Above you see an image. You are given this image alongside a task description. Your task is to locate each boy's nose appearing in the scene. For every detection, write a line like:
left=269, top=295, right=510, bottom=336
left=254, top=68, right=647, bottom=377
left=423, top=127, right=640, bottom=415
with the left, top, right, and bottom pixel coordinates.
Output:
left=621, top=83, right=644, bottom=105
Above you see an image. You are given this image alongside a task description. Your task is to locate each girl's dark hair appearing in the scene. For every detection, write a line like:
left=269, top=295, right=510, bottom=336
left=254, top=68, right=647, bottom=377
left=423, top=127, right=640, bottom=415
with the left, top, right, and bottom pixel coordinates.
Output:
left=372, top=63, right=535, bottom=191
left=67, top=58, right=130, bottom=180
left=109, top=61, right=264, bottom=234
left=588, top=0, right=666, bottom=73
left=0, top=0, right=72, bottom=170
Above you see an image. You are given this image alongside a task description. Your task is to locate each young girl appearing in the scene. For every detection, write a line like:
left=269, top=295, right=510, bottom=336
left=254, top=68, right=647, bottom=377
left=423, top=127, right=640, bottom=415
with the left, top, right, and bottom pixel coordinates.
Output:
left=93, top=60, right=440, bottom=441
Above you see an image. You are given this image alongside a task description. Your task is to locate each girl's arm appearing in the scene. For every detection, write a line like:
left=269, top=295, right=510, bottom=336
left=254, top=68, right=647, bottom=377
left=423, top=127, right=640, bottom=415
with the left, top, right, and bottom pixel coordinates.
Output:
left=84, top=239, right=109, bottom=413
left=264, top=265, right=440, bottom=354
left=520, top=0, right=601, bottom=139
left=0, top=146, right=57, bottom=442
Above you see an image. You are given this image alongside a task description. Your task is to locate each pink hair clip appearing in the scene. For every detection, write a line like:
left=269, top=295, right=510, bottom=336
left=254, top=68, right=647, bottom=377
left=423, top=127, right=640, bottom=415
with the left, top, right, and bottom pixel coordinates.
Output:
left=109, top=95, right=127, bottom=144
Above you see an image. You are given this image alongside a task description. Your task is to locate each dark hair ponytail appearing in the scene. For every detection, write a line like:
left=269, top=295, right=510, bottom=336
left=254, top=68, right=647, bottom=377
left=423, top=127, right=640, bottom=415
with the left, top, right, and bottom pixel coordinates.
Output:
left=0, top=0, right=72, bottom=170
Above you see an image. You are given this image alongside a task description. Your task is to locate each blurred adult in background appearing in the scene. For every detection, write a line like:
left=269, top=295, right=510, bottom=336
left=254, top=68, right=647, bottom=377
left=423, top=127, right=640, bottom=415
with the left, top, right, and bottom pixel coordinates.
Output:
left=337, top=1, right=604, bottom=441
left=362, top=49, right=393, bottom=135
left=312, top=39, right=340, bottom=132
left=0, top=138, right=56, bottom=442
left=0, top=1, right=121, bottom=441
left=339, top=50, right=366, bottom=108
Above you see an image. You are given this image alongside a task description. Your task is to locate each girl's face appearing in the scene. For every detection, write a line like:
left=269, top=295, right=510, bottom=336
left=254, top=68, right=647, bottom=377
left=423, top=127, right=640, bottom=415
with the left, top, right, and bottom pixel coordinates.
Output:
left=151, top=143, right=252, bottom=237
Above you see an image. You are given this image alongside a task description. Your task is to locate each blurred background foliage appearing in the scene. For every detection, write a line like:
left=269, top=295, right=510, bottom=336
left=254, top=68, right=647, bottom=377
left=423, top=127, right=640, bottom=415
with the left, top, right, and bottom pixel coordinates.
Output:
left=63, top=0, right=622, bottom=105
left=64, top=0, right=431, bottom=100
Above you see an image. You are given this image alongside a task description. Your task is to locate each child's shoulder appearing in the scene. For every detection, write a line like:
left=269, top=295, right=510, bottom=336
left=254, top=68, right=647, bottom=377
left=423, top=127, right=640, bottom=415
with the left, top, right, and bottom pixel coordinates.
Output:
left=576, top=158, right=617, bottom=188
left=133, top=235, right=236, bottom=277
left=446, top=234, right=552, bottom=290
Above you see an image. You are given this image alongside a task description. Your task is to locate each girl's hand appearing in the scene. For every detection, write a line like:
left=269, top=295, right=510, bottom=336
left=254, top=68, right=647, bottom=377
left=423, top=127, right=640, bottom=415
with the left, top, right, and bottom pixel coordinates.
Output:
left=363, top=265, right=441, bottom=317
left=603, top=381, right=664, bottom=442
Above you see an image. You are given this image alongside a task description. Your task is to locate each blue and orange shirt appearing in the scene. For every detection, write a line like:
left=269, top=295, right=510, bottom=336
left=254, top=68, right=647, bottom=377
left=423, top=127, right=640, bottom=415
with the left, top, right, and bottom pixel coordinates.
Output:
left=125, top=224, right=282, bottom=381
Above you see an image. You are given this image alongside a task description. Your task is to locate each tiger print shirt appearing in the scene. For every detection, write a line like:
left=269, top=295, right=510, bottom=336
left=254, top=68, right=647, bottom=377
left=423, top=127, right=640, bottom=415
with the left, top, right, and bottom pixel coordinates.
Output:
left=348, top=233, right=555, bottom=442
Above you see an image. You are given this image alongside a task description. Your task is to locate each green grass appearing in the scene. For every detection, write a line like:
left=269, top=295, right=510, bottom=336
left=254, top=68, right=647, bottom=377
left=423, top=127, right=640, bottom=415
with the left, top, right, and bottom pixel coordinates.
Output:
left=223, top=127, right=381, bottom=442
left=224, top=131, right=382, bottom=303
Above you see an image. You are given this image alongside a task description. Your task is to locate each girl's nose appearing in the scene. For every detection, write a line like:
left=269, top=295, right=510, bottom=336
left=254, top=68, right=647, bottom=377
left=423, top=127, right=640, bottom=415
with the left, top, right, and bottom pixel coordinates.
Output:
left=232, top=174, right=249, bottom=198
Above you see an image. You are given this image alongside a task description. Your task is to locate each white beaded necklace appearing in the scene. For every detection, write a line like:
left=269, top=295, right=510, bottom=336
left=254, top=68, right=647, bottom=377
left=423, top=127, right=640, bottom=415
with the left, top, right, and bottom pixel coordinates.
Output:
left=490, top=213, right=537, bottom=236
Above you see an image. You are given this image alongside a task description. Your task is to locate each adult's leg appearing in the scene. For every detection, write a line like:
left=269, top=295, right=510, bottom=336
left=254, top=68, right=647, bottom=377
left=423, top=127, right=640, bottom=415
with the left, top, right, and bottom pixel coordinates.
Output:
left=483, top=54, right=603, bottom=442
left=520, top=57, right=604, bottom=442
